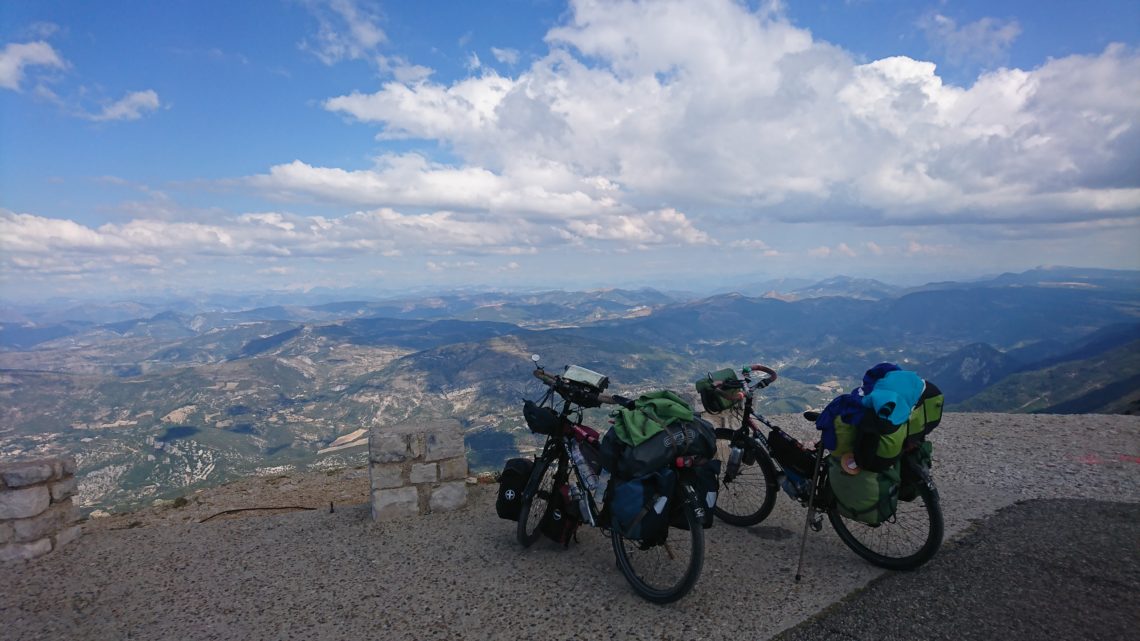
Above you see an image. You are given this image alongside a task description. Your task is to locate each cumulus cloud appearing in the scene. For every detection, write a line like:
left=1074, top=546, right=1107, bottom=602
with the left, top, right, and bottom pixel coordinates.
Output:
left=0, top=41, right=66, bottom=90
left=919, top=13, right=1021, bottom=68
left=84, top=89, right=162, bottom=121
left=316, top=0, right=1139, bottom=230
left=246, top=154, right=627, bottom=218
left=300, top=0, right=386, bottom=65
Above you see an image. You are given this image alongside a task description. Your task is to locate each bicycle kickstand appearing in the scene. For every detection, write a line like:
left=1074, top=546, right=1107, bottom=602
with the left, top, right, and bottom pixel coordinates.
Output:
left=794, top=446, right=827, bottom=582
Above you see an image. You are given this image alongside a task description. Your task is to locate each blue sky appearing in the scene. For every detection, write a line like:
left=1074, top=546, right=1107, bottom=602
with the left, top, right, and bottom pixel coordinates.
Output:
left=1, top=0, right=1138, bottom=300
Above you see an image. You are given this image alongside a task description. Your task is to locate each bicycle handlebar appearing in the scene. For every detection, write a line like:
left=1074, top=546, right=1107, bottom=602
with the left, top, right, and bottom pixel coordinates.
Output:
left=533, top=369, right=626, bottom=406
left=743, top=364, right=778, bottom=382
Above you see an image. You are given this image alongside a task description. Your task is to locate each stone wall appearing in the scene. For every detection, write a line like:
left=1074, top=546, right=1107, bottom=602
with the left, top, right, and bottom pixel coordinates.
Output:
left=368, top=419, right=468, bottom=520
left=0, top=456, right=82, bottom=563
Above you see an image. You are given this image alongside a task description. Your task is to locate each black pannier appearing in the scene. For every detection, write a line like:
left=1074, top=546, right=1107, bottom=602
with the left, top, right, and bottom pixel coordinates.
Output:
left=671, top=458, right=720, bottom=530
left=539, top=481, right=580, bottom=546
left=495, top=458, right=534, bottom=521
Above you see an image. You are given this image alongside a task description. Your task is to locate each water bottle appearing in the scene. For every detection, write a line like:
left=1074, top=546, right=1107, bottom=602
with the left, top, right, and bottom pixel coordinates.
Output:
left=778, top=469, right=807, bottom=499
left=725, top=445, right=744, bottom=480
left=570, top=441, right=600, bottom=494
left=594, top=468, right=611, bottom=508
left=568, top=483, right=590, bottom=522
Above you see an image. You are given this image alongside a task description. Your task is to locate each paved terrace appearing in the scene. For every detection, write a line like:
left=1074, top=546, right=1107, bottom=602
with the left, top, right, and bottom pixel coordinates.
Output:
left=2, top=412, right=1138, bottom=640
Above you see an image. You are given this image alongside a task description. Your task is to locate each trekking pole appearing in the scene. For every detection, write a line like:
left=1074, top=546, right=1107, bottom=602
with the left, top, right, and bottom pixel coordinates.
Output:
left=795, top=445, right=827, bottom=582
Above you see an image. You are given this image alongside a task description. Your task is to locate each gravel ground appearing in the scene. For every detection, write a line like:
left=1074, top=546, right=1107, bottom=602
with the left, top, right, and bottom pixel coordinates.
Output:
left=3, top=412, right=1138, bottom=641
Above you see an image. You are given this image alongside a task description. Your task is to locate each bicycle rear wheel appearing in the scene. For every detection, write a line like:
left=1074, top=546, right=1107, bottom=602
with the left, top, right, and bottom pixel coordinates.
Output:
left=516, top=456, right=560, bottom=547
left=611, top=485, right=704, bottom=604
left=713, top=428, right=778, bottom=526
left=828, top=481, right=943, bottom=570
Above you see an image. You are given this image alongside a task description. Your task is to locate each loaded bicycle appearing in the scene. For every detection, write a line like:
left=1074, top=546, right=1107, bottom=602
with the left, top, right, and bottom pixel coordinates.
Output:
left=700, top=364, right=943, bottom=573
left=510, top=356, right=708, bottom=603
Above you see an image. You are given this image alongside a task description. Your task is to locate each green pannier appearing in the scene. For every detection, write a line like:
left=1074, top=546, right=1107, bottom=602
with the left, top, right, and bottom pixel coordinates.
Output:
left=695, top=367, right=743, bottom=413
left=899, top=440, right=933, bottom=502
left=829, top=458, right=900, bottom=525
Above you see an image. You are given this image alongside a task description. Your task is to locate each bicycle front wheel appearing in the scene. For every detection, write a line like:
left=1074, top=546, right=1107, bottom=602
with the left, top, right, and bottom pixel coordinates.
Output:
left=828, top=481, right=944, bottom=570
left=516, top=456, right=560, bottom=547
left=713, top=428, right=778, bottom=526
left=611, top=486, right=704, bottom=604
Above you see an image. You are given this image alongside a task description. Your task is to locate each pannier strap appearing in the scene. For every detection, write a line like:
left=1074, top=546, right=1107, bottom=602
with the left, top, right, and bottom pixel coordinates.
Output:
left=623, top=493, right=663, bottom=533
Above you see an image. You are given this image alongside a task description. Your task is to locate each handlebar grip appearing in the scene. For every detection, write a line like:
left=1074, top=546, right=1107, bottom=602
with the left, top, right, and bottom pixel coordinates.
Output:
left=533, top=369, right=558, bottom=386
left=745, top=364, right=778, bottom=383
left=608, top=394, right=636, bottom=409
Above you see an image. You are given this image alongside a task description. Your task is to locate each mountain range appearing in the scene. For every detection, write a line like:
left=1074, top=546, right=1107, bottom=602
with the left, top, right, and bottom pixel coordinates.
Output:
left=1, top=266, right=1136, bottom=513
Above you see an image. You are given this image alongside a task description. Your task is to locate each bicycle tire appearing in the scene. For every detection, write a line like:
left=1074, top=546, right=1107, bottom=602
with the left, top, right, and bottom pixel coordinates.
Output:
left=713, top=427, right=779, bottom=526
left=827, top=481, right=944, bottom=570
left=611, top=484, right=704, bottom=604
left=516, top=456, right=558, bottom=547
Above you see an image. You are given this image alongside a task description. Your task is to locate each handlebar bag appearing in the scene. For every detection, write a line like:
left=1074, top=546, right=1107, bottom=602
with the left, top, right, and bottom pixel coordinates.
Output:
left=694, top=368, right=743, bottom=413
left=611, top=468, right=676, bottom=544
left=495, top=458, right=534, bottom=521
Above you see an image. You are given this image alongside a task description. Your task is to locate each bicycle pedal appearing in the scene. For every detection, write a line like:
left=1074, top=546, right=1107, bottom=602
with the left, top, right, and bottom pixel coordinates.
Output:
left=810, top=514, right=823, bottom=532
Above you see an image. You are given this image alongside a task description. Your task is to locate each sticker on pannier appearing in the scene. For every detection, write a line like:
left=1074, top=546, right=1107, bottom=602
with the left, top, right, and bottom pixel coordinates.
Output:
left=495, top=458, right=534, bottom=521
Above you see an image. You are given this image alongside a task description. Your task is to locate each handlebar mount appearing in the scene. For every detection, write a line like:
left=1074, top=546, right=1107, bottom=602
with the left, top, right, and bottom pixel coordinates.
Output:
left=533, top=368, right=619, bottom=409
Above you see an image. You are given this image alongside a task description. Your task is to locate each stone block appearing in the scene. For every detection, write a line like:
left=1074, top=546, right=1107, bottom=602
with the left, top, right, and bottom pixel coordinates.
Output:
left=410, top=463, right=438, bottom=484
left=12, top=499, right=74, bottom=543
left=0, top=485, right=51, bottom=520
left=50, top=476, right=79, bottom=502
left=372, top=486, right=419, bottom=520
left=0, top=460, right=56, bottom=488
left=371, top=463, right=405, bottom=490
left=54, top=525, right=82, bottom=550
left=0, top=538, right=52, bottom=563
left=439, top=456, right=468, bottom=481
left=369, top=432, right=410, bottom=463
left=61, top=457, right=77, bottom=476
left=429, top=482, right=467, bottom=513
left=424, top=422, right=465, bottom=462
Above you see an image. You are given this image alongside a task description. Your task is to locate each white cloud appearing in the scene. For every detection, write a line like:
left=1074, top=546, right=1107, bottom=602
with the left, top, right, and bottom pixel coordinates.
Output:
left=919, top=13, right=1021, bottom=68
left=84, top=90, right=161, bottom=121
left=247, top=154, right=625, bottom=218
left=491, top=47, right=520, bottom=65
left=0, top=41, right=66, bottom=91
left=300, top=0, right=386, bottom=65
left=836, top=242, right=856, bottom=257
left=315, top=0, right=1138, bottom=230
